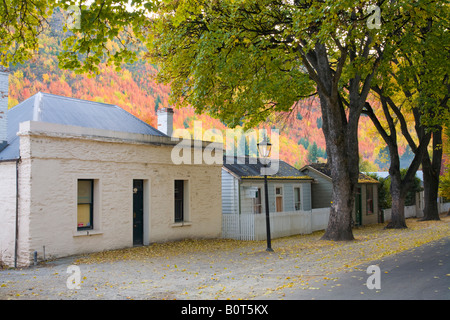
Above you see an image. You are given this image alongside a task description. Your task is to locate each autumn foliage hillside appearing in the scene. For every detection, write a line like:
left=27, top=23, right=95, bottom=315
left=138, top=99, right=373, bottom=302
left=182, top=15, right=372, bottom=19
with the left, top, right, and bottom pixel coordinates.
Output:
left=6, top=13, right=392, bottom=169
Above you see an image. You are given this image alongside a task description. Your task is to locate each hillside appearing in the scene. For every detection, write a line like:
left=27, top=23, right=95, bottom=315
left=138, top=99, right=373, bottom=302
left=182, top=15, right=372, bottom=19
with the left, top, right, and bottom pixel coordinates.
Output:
left=5, top=12, right=399, bottom=170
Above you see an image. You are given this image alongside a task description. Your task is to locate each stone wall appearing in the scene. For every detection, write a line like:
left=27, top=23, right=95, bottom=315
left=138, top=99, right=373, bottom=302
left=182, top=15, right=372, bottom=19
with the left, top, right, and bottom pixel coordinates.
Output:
left=2, top=120, right=222, bottom=267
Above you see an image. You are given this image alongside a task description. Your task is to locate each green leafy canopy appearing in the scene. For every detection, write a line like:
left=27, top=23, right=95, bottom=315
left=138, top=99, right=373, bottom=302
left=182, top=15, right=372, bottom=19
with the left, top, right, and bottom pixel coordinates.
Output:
left=2, top=1, right=447, bottom=133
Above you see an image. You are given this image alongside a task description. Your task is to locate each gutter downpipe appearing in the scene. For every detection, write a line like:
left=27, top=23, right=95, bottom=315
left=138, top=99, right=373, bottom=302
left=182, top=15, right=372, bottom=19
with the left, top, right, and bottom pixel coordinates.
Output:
left=14, top=157, right=20, bottom=268
left=238, top=178, right=241, bottom=240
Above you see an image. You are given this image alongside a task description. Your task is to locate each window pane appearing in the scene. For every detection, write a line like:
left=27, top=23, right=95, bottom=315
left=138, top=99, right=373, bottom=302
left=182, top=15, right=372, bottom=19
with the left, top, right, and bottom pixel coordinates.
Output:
left=253, top=188, right=262, bottom=214
left=276, top=197, right=283, bottom=212
left=294, top=187, right=301, bottom=211
left=77, top=180, right=93, bottom=230
left=77, top=204, right=91, bottom=228
left=367, top=185, right=374, bottom=214
left=174, top=180, right=184, bottom=222
left=255, top=189, right=261, bottom=205
left=78, top=180, right=92, bottom=204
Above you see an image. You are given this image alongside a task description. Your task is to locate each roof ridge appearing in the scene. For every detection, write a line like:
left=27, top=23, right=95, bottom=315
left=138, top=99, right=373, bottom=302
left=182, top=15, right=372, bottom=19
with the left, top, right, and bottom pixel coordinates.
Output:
left=38, top=92, right=118, bottom=108
left=37, top=92, right=165, bottom=135
left=223, top=154, right=284, bottom=161
left=113, top=105, right=167, bottom=136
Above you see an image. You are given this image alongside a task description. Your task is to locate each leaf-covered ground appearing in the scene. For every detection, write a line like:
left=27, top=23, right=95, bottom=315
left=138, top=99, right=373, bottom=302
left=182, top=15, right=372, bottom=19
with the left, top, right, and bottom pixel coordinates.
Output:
left=1, top=215, right=449, bottom=300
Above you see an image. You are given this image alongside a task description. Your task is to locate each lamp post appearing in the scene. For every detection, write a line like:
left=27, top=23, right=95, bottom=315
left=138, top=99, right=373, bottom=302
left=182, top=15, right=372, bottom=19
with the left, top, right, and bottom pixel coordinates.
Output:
left=257, top=137, right=273, bottom=252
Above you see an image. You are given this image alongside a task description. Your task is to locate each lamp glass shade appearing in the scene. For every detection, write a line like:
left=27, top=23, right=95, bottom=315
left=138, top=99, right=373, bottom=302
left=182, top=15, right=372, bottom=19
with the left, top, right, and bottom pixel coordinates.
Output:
left=257, top=138, right=272, bottom=158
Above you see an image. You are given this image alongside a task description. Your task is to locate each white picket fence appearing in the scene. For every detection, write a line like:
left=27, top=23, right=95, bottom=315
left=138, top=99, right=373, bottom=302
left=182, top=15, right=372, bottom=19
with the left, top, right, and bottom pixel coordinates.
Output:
left=222, top=208, right=330, bottom=241
left=382, top=200, right=450, bottom=221
left=441, top=202, right=450, bottom=213
left=222, top=202, right=450, bottom=241
left=382, top=205, right=420, bottom=221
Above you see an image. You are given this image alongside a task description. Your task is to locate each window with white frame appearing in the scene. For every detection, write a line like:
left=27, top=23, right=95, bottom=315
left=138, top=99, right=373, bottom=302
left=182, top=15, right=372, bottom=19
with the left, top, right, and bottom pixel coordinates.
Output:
left=174, top=180, right=189, bottom=223
left=174, top=180, right=185, bottom=222
left=253, top=187, right=262, bottom=214
left=77, top=179, right=94, bottom=230
left=275, top=186, right=283, bottom=212
left=294, top=186, right=302, bottom=211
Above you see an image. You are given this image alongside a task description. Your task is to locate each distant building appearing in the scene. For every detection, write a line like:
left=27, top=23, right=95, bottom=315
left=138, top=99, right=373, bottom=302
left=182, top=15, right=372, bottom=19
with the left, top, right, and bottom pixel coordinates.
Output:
left=299, top=163, right=380, bottom=226
left=222, top=156, right=313, bottom=214
left=221, top=156, right=314, bottom=240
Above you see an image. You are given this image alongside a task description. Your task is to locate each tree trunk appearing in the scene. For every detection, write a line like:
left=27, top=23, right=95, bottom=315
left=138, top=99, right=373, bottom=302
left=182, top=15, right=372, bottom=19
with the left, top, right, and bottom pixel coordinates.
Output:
left=305, top=42, right=364, bottom=241
left=363, top=95, right=432, bottom=229
left=420, top=130, right=442, bottom=221
left=317, top=88, right=358, bottom=241
left=385, top=139, right=409, bottom=229
left=386, top=173, right=407, bottom=229
left=322, top=166, right=355, bottom=240
left=421, top=172, right=440, bottom=220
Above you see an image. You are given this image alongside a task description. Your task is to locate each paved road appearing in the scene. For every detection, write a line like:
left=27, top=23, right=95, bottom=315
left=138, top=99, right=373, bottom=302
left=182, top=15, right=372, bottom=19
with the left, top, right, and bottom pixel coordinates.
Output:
left=271, top=237, right=450, bottom=300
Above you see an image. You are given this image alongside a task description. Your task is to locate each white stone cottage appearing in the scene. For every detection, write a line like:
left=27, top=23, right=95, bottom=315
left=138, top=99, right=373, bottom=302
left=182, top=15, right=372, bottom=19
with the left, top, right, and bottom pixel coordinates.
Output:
left=0, top=70, right=223, bottom=267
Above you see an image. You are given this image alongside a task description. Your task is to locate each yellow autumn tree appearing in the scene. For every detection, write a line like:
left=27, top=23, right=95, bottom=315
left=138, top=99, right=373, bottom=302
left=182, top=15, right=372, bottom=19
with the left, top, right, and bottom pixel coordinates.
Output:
left=439, top=126, right=450, bottom=202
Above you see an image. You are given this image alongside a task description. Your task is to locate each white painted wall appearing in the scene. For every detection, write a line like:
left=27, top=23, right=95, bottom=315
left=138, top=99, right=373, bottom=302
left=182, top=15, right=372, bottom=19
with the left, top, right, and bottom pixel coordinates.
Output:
left=0, top=162, right=17, bottom=265
left=1, top=120, right=222, bottom=267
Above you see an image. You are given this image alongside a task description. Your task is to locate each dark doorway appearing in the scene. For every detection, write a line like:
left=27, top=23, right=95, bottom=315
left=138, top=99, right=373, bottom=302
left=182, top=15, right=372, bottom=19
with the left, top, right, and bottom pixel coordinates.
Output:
left=174, top=180, right=184, bottom=222
left=133, top=180, right=144, bottom=245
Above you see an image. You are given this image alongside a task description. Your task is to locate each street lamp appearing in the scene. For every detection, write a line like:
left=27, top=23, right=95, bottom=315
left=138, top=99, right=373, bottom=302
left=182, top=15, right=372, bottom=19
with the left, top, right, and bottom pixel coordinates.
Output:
left=257, top=137, right=273, bottom=252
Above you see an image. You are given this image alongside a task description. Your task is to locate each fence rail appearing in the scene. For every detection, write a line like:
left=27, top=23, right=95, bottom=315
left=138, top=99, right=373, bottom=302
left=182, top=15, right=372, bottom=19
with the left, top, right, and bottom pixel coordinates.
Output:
left=222, top=202, right=450, bottom=241
left=222, top=208, right=330, bottom=241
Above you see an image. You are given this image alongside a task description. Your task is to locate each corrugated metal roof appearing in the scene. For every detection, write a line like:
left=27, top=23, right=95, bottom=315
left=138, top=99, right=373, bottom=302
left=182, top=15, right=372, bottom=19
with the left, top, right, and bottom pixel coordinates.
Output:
left=301, top=163, right=380, bottom=184
left=0, top=92, right=166, bottom=160
left=223, top=155, right=312, bottom=180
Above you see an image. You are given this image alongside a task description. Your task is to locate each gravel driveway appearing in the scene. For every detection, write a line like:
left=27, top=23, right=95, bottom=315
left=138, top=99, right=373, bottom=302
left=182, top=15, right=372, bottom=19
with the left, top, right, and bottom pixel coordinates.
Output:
left=1, top=217, right=449, bottom=300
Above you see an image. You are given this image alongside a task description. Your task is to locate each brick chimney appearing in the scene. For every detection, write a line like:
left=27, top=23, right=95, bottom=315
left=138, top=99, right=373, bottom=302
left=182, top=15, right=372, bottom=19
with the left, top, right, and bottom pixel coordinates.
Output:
left=157, top=107, right=174, bottom=137
left=0, top=67, right=9, bottom=150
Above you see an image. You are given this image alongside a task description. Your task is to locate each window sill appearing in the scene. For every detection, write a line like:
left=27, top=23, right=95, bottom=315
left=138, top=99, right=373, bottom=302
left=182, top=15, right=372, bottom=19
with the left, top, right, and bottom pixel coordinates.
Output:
left=73, top=230, right=103, bottom=237
left=171, top=222, right=192, bottom=228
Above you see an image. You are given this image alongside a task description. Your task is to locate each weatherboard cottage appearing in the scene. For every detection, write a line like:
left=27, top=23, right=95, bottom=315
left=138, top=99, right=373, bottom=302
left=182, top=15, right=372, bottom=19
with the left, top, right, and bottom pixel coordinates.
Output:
left=221, top=155, right=315, bottom=240
left=300, top=163, right=380, bottom=226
